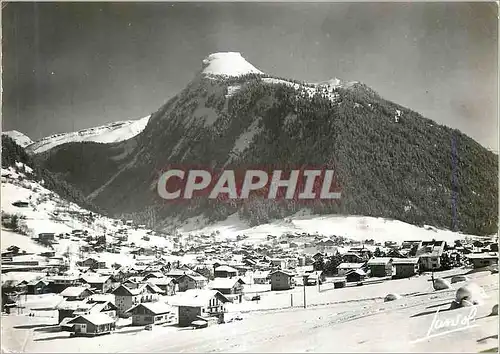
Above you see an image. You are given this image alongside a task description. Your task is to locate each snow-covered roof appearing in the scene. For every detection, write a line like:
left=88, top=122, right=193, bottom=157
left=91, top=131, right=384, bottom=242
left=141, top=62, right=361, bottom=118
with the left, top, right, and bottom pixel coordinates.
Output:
left=169, top=289, right=230, bottom=307
left=179, top=273, right=207, bottom=282
left=466, top=252, right=498, bottom=259
left=56, top=299, right=87, bottom=310
left=126, top=302, right=172, bottom=315
left=367, top=258, right=393, bottom=266
left=60, top=286, right=91, bottom=298
left=147, top=277, right=174, bottom=286
left=337, top=263, right=363, bottom=269
left=208, top=277, right=245, bottom=290
left=68, top=313, right=115, bottom=325
left=81, top=275, right=110, bottom=284
left=214, top=265, right=238, bottom=273
left=392, top=258, right=419, bottom=265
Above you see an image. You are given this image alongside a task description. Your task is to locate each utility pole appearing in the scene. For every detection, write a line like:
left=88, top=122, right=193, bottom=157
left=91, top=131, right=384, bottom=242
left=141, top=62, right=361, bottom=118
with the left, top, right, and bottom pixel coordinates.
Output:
left=290, top=293, right=293, bottom=307
left=303, top=275, right=307, bottom=309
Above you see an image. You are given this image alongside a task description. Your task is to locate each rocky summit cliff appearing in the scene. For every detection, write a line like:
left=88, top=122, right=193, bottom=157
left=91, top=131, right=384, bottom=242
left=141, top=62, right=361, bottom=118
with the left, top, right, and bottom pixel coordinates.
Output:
left=35, top=52, right=498, bottom=235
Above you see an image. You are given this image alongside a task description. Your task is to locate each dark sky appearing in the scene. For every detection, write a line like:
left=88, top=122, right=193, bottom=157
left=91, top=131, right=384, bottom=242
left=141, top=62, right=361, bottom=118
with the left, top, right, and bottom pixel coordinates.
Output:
left=2, top=2, right=498, bottom=152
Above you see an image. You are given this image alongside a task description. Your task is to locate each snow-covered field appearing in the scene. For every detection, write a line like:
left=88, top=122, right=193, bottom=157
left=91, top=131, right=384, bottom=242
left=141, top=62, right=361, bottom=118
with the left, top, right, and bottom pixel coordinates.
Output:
left=2, top=269, right=497, bottom=353
left=177, top=210, right=488, bottom=245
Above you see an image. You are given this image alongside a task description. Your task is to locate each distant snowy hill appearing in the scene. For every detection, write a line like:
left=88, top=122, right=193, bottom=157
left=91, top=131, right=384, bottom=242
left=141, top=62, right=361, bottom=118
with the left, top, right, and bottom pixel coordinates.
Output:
left=2, top=130, right=34, bottom=148
left=27, top=115, right=151, bottom=154
left=1, top=163, right=173, bottom=270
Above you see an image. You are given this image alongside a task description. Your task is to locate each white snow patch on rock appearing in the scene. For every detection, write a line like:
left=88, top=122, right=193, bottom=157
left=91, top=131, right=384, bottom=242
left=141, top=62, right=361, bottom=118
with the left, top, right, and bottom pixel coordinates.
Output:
left=231, top=119, right=261, bottom=155
left=202, top=52, right=263, bottom=77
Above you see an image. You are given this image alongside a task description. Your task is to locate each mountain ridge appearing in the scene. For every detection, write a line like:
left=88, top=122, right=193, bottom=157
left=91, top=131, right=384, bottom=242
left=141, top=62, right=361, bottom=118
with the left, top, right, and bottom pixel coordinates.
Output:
left=33, top=53, right=498, bottom=236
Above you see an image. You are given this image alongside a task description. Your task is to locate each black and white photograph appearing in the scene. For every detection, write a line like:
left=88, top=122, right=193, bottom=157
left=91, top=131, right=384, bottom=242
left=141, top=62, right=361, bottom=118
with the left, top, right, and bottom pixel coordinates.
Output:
left=1, top=1, right=499, bottom=352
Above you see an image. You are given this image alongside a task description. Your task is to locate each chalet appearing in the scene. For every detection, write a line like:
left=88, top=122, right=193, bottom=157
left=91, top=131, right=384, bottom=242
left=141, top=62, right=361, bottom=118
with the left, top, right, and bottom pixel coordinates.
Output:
left=367, top=258, right=395, bottom=277
left=12, top=201, right=29, bottom=208
left=166, top=268, right=195, bottom=280
left=232, top=264, right=250, bottom=276
left=252, top=271, right=270, bottom=284
left=342, top=253, right=364, bottom=263
left=125, top=302, right=173, bottom=326
left=208, top=278, right=245, bottom=295
left=80, top=275, right=113, bottom=293
left=466, top=253, right=499, bottom=269
left=37, top=233, right=55, bottom=243
left=67, top=314, right=116, bottom=336
left=270, top=258, right=287, bottom=269
left=177, top=274, right=208, bottom=292
left=346, top=269, right=367, bottom=283
left=78, top=257, right=106, bottom=269
left=112, top=283, right=162, bottom=317
left=392, top=258, right=419, bottom=279
left=269, top=270, right=296, bottom=291
left=170, top=289, right=230, bottom=327
left=73, top=299, right=118, bottom=319
left=60, top=286, right=94, bottom=301
left=317, top=239, right=338, bottom=253
left=416, top=241, right=446, bottom=271
left=57, top=299, right=87, bottom=323
left=337, top=263, right=363, bottom=276
left=214, top=265, right=238, bottom=278
left=26, top=279, right=50, bottom=295
left=146, top=277, right=176, bottom=295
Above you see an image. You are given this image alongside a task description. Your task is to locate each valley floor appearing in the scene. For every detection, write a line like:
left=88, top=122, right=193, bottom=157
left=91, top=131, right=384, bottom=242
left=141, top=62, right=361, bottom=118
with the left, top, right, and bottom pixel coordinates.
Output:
left=2, top=268, right=498, bottom=353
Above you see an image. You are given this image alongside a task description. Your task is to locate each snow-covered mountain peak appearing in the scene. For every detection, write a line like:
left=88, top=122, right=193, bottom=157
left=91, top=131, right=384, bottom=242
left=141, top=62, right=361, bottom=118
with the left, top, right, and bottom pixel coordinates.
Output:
left=2, top=130, right=34, bottom=148
left=27, top=115, right=151, bottom=154
left=201, top=52, right=264, bottom=77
